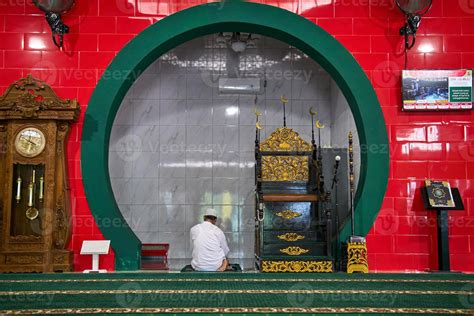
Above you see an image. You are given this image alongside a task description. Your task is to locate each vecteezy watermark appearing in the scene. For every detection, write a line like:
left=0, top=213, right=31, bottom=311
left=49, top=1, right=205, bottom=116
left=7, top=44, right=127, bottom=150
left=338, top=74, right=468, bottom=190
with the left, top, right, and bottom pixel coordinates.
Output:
left=0, top=0, right=26, bottom=7
left=414, top=216, right=474, bottom=230
left=459, top=283, right=474, bottom=308
left=113, top=136, right=229, bottom=162
left=115, top=282, right=225, bottom=308
left=116, top=282, right=143, bottom=308
left=200, top=68, right=313, bottom=89
left=336, top=0, right=396, bottom=9
left=373, top=61, right=401, bottom=88
left=115, top=135, right=142, bottom=162
left=28, top=208, right=72, bottom=237
left=287, top=283, right=315, bottom=308
left=31, top=60, right=144, bottom=86
left=117, top=0, right=226, bottom=15
left=0, top=292, right=56, bottom=305
left=373, top=207, right=399, bottom=235
left=320, top=291, right=398, bottom=305
left=458, top=0, right=474, bottom=14
left=287, top=283, right=398, bottom=307
left=115, top=0, right=135, bottom=15
left=32, top=61, right=59, bottom=86
left=72, top=216, right=136, bottom=230
left=155, top=292, right=226, bottom=305
left=457, top=141, right=474, bottom=161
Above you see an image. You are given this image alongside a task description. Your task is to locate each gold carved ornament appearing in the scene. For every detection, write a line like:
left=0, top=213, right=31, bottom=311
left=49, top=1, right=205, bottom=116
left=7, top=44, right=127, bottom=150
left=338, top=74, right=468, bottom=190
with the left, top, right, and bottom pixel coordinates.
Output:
left=280, top=246, right=309, bottom=256
left=260, top=127, right=312, bottom=152
left=261, top=156, right=308, bottom=182
left=262, top=260, right=333, bottom=273
left=260, top=127, right=311, bottom=182
left=347, top=242, right=369, bottom=274
left=5, top=255, right=42, bottom=265
left=275, top=210, right=302, bottom=220
left=0, top=75, right=79, bottom=120
left=277, top=233, right=305, bottom=242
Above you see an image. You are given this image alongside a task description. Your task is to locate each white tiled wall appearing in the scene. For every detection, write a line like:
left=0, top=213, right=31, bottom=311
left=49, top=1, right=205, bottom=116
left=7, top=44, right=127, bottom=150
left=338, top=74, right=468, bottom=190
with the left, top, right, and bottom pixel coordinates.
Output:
left=330, top=78, right=361, bottom=192
left=109, top=34, right=357, bottom=270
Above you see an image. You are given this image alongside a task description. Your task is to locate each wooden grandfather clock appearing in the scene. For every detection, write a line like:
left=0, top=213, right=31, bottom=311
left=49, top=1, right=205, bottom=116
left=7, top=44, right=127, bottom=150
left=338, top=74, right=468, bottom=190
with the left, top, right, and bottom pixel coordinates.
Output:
left=0, top=75, right=79, bottom=272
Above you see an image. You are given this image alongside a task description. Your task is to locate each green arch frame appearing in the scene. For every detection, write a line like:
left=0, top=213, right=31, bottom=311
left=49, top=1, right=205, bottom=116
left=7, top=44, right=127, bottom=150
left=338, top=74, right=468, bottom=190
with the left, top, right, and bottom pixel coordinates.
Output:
left=82, top=1, right=389, bottom=270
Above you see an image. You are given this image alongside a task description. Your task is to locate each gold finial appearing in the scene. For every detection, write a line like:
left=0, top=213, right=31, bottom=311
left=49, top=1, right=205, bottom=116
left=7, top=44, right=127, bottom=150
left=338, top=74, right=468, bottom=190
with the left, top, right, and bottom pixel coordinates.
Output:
left=316, top=120, right=325, bottom=129
left=309, top=107, right=317, bottom=116
left=254, top=108, right=262, bottom=118
left=256, top=122, right=263, bottom=130
left=280, top=95, right=288, bottom=127
left=349, top=131, right=353, bottom=140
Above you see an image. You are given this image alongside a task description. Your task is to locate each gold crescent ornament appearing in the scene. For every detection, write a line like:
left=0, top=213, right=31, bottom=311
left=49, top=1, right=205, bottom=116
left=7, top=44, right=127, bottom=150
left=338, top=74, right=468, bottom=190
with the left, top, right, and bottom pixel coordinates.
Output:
left=256, top=122, right=263, bottom=130
left=309, top=107, right=317, bottom=116
left=280, top=95, right=288, bottom=104
left=316, top=120, right=325, bottom=129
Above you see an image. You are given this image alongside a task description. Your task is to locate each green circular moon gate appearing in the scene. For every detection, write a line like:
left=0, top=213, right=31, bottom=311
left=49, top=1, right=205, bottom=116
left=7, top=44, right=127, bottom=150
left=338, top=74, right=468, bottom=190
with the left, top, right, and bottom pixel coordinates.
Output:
left=82, top=1, right=389, bottom=270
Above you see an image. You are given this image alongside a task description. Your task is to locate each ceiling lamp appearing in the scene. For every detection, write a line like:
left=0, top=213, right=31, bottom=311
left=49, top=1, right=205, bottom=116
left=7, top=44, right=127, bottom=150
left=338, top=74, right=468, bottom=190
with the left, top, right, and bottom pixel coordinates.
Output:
left=395, top=0, right=433, bottom=51
left=230, top=32, right=246, bottom=53
left=216, top=32, right=258, bottom=53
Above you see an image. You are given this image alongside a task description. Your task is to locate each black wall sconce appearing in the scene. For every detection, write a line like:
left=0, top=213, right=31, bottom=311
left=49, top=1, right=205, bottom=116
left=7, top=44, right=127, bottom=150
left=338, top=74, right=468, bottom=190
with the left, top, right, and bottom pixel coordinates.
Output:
left=32, top=0, right=75, bottom=49
left=396, top=0, right=433, bottom=51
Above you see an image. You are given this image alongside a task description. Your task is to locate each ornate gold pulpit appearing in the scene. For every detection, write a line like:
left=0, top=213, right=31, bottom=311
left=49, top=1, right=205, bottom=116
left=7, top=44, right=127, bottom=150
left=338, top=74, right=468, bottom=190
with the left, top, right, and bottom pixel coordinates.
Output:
left=255, top=127, right=333, bottom=272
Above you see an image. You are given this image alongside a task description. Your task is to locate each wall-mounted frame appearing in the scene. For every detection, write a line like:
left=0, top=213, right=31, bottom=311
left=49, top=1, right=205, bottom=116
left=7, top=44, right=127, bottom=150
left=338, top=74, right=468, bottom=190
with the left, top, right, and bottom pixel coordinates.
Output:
left=402, top=69, right=472, bottom=111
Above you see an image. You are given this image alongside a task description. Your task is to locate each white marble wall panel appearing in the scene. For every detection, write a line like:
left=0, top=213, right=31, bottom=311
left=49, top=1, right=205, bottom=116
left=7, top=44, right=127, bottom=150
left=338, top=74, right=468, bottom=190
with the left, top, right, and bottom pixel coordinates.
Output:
left=109, top=34, right=359, bottom=269
left=330, top=77, right=361, bottom=190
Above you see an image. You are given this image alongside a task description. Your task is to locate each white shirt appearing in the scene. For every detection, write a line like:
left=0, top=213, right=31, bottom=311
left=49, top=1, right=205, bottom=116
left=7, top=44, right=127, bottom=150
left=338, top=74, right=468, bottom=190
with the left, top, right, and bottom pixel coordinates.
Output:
left=190, top=221, right=230, bottom=271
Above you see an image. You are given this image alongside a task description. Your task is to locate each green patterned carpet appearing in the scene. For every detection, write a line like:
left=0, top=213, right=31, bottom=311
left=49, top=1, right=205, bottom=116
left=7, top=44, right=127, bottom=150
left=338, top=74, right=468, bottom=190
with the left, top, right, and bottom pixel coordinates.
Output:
left=0, top=272, right=473, bottom=315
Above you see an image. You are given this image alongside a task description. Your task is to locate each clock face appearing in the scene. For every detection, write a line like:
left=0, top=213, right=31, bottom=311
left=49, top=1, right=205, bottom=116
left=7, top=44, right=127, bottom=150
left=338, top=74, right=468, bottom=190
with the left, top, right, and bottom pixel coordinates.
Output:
left=14, top=127, right=46, bottom=158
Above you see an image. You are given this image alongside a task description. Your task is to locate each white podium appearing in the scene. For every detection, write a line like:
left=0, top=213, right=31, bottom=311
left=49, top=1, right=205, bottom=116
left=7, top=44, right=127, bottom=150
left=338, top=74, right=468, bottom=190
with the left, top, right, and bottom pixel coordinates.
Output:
left=80, top=240, right=111, bottom=273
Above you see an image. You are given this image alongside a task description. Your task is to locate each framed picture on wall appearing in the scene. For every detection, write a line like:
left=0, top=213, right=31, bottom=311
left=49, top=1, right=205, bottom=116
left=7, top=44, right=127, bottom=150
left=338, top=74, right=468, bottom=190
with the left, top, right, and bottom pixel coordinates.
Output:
left=402, top=69, right=472, bottom=111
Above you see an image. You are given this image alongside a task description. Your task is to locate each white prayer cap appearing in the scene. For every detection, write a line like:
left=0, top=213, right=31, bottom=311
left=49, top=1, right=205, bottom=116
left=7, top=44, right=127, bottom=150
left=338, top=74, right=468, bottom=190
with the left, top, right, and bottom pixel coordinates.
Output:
left=204, top=208, right=218, bottom=217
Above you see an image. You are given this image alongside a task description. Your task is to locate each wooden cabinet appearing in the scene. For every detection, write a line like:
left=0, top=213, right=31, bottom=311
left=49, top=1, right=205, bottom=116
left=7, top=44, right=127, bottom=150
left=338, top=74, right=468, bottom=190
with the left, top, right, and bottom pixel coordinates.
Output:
left=0, top=75, right=79, bottom=272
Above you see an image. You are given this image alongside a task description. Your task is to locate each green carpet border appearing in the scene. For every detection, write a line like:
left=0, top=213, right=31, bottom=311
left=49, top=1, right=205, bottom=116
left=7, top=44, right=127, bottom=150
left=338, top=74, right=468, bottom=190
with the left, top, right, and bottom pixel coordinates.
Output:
left=0, top=273, right=472, bottom=315
left=0, top=272, right=473, bottom=281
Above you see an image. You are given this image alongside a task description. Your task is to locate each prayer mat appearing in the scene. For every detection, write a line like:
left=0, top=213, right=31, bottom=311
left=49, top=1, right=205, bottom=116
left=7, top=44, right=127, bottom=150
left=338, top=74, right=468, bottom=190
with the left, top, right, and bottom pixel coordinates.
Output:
left=180, top=263, right=242, bottom=272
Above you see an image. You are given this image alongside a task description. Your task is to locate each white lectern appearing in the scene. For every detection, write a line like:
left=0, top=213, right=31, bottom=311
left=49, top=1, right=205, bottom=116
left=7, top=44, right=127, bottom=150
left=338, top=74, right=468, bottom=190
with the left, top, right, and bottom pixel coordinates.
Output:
left=80, top=240, right=111, bottom=273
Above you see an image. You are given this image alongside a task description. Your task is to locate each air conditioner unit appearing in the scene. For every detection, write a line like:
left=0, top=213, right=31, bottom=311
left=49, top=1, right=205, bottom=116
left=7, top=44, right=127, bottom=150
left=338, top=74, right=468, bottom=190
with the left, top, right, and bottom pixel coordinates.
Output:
left=218, top=78, right=262, bottom=95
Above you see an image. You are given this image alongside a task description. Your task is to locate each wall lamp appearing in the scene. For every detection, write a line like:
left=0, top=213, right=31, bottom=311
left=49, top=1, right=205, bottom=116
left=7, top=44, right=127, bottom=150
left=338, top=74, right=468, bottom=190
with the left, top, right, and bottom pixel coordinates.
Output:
left=395, top=0, right=433, bottom=51
left=32, top=0, right=75, bottom=48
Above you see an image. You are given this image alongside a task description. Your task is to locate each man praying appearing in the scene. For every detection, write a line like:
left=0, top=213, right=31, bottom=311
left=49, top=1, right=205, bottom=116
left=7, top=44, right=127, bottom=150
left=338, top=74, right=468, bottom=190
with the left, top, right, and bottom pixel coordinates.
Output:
left=190, top=208, right=230, bottom=272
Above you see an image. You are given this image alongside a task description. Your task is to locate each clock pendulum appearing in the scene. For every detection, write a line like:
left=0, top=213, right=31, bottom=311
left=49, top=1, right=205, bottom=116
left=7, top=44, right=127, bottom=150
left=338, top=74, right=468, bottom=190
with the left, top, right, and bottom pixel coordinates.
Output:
left=25, top=169, right=39, bottom=221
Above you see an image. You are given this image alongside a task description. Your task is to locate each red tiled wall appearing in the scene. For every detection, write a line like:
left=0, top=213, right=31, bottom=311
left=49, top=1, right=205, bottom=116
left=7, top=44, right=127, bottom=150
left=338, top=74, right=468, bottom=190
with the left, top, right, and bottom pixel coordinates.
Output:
left=0, top=0, right=473, bottom=272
